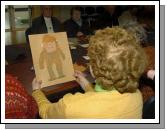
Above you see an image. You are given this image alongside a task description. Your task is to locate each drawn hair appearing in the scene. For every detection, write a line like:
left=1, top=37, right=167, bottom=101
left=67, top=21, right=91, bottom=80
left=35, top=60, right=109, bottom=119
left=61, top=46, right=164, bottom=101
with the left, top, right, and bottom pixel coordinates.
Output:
left=88, top=27, right=148, bottom=93
left=42, top=34, right=58, bottom=49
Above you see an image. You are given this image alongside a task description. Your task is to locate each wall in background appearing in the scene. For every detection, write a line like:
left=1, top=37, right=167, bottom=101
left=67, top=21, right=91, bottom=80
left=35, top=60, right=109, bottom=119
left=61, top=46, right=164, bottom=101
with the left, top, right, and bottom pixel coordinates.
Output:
left=5, top=5, right=103, bottom=45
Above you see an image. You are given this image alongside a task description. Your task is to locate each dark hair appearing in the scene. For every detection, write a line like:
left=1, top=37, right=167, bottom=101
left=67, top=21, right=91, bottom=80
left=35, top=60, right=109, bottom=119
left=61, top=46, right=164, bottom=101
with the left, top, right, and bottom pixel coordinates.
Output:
left=70, top=6, right=81, bottom=16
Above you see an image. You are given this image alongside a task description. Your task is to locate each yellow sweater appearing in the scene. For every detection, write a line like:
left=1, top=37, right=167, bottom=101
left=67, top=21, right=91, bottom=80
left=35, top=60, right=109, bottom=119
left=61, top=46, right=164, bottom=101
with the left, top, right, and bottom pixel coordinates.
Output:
left=32, top=87, right=143, bottom=119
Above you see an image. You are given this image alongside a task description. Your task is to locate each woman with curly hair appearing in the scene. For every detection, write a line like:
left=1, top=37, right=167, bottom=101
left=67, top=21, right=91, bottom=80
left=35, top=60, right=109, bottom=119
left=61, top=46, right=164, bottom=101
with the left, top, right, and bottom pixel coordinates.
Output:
left=32, top=27, right=147, bottom=119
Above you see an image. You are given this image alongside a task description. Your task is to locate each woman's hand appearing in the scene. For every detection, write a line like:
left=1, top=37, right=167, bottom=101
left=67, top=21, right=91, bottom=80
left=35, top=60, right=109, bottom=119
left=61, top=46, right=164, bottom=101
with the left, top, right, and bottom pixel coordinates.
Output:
left=74, top=70, right=91, bottom=91
left=32, top=78, right=42, bottom=91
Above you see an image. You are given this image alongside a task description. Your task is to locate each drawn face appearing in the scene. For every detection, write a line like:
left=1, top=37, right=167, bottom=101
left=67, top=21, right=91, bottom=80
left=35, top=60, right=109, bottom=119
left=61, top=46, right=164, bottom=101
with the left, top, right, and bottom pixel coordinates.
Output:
left=45, top=41, right=57, bottom=53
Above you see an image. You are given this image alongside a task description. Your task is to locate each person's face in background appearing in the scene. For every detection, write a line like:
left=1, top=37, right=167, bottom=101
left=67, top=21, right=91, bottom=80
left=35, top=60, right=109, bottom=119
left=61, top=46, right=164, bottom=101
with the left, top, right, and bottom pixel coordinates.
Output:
left=105, top=5, right=116, bottom=15
left=72, top=10, right=81, bottom=21
left=41, top=5, right=53, bottom=18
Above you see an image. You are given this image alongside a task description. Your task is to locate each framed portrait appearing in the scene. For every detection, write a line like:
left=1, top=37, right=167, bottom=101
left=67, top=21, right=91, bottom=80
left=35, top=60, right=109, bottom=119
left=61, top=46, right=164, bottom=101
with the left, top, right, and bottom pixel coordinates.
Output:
left=29, top=32, right=75, bottom=88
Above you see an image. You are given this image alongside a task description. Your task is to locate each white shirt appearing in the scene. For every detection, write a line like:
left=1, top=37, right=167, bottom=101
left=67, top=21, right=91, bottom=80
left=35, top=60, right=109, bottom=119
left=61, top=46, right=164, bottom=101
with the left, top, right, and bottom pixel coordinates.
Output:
left=74, top=19, right=82, bottom=27
left=44, top=17, right=54, bottom=33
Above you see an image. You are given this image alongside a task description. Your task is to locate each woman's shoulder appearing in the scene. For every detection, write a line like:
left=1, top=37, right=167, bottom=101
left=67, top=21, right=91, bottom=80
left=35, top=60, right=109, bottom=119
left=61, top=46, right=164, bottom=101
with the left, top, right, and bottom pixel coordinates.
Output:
left=61, top=89, right=142, bottom=102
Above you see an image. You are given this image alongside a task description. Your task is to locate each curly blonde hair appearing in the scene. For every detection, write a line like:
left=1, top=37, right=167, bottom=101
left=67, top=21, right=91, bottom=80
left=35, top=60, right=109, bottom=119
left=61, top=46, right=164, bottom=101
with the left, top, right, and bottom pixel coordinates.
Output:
left=88, top=27, right=148, bottom=93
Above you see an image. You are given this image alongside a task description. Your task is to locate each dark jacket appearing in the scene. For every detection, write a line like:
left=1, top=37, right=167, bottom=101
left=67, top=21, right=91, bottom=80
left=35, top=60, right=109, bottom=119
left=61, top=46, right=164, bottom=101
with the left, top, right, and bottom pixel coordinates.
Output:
left=31, top=15, right=62, bottom=34
left=25, top=15, right=62, bottom=44
left=96, top=11, right=119, bottom=30
left=63, top=18, right=91, bottom=37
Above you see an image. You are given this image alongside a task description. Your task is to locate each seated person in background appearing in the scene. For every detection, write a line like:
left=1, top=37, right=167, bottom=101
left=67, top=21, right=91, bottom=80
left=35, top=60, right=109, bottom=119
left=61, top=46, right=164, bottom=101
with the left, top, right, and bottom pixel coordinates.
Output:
left=95, top=5, right=119, bottom=30
left=139, top=46, right=155, bottom=102
left=137, top=5, right=155, bottom=45
left=32, top=27, right=147, bottom=119
left=25, top=5, right=62, bottom=43
left=5, top=74, right=38, bottom=119
left=137, top=5, right=155, bottom=32
left=118, top=6, right=139, bottom=26
left=142, top=69, right=155, bottom=119
left=63, top=6, right=91, bottom=38
left=118, top=6, right=147, bottom=44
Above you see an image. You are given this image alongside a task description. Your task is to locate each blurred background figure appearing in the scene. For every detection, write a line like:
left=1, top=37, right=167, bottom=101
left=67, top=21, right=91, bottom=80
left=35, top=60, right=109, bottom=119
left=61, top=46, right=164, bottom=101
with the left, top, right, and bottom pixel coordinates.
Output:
left=118, top=6, right=147, bottom=44
left=95, top=5, right=120, bottom=30
left=118, top=6, right=139, bottom=26
left=25, top=5, right=62, bottom=43
left=137, top=5, right=155, bottom=46
left=63, top=6, right=91, bottom=38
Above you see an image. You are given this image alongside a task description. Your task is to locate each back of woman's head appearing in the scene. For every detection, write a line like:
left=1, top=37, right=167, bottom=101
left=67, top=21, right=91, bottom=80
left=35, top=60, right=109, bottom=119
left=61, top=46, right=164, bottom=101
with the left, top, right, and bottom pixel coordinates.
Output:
left=88, top=27, right=147, bottom=93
